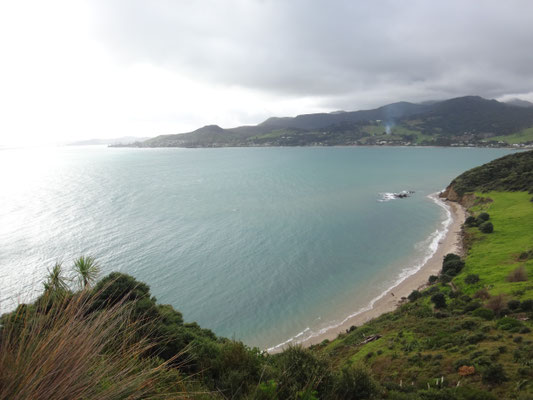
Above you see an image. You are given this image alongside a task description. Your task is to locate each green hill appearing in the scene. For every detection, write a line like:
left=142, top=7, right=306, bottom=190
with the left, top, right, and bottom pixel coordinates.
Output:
left=124, top=96, right=533, bottom=148
left=443, top=150, right=533, bottom=198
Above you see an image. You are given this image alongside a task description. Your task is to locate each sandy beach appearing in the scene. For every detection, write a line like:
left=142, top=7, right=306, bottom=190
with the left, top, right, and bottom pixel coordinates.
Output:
left=294, top=198, right=466, bottom=349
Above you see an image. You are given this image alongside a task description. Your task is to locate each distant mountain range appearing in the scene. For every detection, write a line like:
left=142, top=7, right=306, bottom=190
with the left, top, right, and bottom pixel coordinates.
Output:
left=69, top=136, right=151, bottom=146
left=117, top=96, right=533, bottom=148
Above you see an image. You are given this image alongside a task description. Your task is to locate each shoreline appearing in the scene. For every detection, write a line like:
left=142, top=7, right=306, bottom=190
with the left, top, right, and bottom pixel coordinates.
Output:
left=269, top=196, right=466, bottom=352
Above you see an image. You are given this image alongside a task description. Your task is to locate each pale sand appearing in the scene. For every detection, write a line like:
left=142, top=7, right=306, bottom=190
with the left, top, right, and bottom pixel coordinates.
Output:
left=295, top=199, right=466, bottom=349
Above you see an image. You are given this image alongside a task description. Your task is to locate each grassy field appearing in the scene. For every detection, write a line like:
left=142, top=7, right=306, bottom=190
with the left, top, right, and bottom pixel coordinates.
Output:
left=313, top=191, right=533, bottom=398
left=492, top=126, right=533, bottom=144
left=455, top=192, right=533, bottom=299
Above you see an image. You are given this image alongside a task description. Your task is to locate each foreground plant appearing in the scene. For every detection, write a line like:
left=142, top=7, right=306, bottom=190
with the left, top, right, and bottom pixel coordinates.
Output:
left=0, top=282, right=190, bottom=400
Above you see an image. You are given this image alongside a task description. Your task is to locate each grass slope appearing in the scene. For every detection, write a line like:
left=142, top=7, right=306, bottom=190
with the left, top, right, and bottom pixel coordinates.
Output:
left=456, top=192, right=533, bottom=299
left=493, top=127, right=533, bottom=144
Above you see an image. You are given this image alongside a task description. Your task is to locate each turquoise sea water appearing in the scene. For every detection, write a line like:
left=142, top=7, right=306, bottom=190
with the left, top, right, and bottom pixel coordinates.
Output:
left=0, top=146, right=514, bottom=349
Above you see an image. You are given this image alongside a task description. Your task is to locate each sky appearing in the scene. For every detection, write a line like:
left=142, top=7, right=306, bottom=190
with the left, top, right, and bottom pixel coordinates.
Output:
left=1, top=1, right=533, bottom=146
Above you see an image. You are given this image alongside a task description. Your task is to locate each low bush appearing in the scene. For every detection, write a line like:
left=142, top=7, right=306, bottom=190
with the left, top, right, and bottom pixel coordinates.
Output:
left=443, top=253, right=461, bottom=263
left=473, top=288, right=491, bottom=300
left=520, top=299, right=533, bottom=311
left=479, top=221, right=494, bottom=233
left=332, top=366, right=377, bottom=400
left=273, top=345, right=332, bottom=399
left=485, top=294, right=507, bottom=315
left=408, top=290, right=422, bottom=302
left=464, top=301, right=482, bottom=313
left=507, top=265, right=528, bottom=282
left=465, top=216, right=478, bottom=227
left=482, top=364, right=508, bottom=385
left=472, top=308, right=494, bottom=320
left=464, top=274, right=480, bottom=284
left=477, top=212, right=490, bottom=222
left=496, top=317, right=523, bottom=332
left=428, top=275, right=438, bottom=284
left=507, top=299, right=521, bottom=310
left=431, top=293, right=446, bottom=309
left=466, top=333, right=486, bottom=344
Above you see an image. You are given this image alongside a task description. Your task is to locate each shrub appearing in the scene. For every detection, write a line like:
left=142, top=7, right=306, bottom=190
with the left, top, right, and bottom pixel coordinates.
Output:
left=472, top=308, right=494, bottom=320
left=460, top=295, right=472, bottom=302
left=465, top=216, right=478, bottom=227
left=461, top=320, right=478, bottom=330
left=508, top=300, right=521, bottom=310
left=448, top=290, right=460, bottom=299
left=464, top=274, right=480, bottom=285
left=443, top=253, right=461, bottom=263
left=466, top=333, right=486, bottom=344
left=274, top=345, right=332, bottom=399
left=507, top=266, right=528, bottom=282
left=0, top=292, right=182, bottom=400
left=479, top=221, right=494, bottom=233
left=408, top=290, right=422, bottom=302
left=496, top=317, right=523, bottom=332
left=211, top=341, right=264, bottom=396
left=485, top=294, right=506, bottom=315
left=521, top=299, right=533, bottom=311
left=473, top=288, right=490, bottom=300
left=454, top=359, right=471, bottom=371
left=439, top=274, right=453, bottom=283
left=333, top=366, right=377, bottom=400
left=431, top=293, right=446, bottom=309
left=454, top=386, right=498, bottom=400
left=477, top=212, right=490, bottom=222
left=482, top=364, right=508, bottom=385
left=442, top=259, right=465, bottom=276
left=428, top=275, right=438, bottom=284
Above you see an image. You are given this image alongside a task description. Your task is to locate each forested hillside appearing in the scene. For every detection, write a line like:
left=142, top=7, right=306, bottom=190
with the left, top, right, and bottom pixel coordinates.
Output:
left=123, top=96, right=533, bottom=148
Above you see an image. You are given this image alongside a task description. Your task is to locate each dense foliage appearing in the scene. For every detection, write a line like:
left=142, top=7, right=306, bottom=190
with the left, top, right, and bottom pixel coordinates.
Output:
left=449, top=149, right=533, bottom=196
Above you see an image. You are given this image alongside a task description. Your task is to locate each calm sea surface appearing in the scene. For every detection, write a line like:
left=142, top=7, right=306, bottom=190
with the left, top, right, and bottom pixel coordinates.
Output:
left=0, top=146, right=514, bottom=349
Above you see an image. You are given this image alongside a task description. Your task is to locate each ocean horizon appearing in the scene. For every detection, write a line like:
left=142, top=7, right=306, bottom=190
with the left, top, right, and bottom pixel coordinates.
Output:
left=0, top=145, right=515, bottom=349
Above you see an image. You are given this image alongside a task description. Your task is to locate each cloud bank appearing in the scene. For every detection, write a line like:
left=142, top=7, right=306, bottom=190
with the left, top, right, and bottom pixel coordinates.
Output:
left=1, top=0, right=533, bottom=144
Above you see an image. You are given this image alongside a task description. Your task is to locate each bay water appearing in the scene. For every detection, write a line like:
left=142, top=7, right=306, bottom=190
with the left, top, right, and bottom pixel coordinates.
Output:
left=0, top=146, right=513, bottom=349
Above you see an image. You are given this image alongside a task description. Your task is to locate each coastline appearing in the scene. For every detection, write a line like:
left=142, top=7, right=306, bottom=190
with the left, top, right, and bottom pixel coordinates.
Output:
left=270, top=196, right=466, bottom=352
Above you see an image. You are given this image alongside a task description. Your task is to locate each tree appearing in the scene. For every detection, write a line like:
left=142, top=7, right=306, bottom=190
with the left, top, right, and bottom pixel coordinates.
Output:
left=465, top=216, right=478, bottom=227
left=408, top=290, right=422, bottom=302
left=442, top=259, right=465, bottom=276
left=443, top=253, right=461, bottom=263
left=477, top=212, right=490, bottom=222
left=43, top=262, right=70, bottom=296
left=482, top=364, right=508, bottom=385
left=431, top=292, right=446, bottom=309
left=479, top=221, right=494, bottom=233
left=73, top=256, right=100, bottom=289
left=90, top=272, right=154, bottom=317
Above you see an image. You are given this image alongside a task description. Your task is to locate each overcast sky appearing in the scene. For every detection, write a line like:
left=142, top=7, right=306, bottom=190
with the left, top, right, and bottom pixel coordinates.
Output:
left=2, top=0, right=533, bottom=146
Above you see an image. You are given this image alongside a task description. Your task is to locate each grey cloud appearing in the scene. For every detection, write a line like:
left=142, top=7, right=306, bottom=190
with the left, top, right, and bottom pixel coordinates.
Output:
left=91, top=0, right=533, bottom=110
